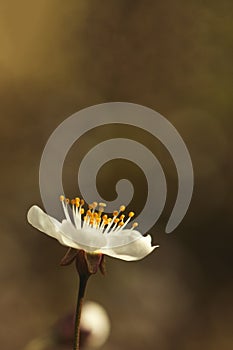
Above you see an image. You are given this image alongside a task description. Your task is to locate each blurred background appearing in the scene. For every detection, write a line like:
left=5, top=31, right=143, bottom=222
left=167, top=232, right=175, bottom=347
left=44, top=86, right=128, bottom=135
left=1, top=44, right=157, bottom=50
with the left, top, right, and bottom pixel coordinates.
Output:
left=0, top=1, right=232, bottom=349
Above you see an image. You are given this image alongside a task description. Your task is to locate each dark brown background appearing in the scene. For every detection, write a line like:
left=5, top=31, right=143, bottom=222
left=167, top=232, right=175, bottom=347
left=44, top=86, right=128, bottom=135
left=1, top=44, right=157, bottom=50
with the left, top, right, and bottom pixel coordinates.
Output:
left=0, top=1, right=232, bottom=349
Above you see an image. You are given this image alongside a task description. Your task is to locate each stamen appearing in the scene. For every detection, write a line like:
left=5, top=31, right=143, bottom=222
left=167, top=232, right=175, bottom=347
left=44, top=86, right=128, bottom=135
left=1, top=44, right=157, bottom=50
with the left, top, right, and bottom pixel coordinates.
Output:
left=78, top=199, right=85, bottom=216
left=59, top=195, right=138, bottom=234
left=117, top=211, right=136, bottom=231
left=104, top=208, right=121, bottom=233
left=110, top=218, right=120, bottom=231
left=71, top=199, right=79, bottom=228
left=118, top=221, right=124, bottom=227
left=132, top=222, right=138, bottom=229
left=99, top=202, right=106, bottom=208
left=60, top=195, right=72, bottom=223
left=91, top=202, right=98, bottom=214
left=98, top=208, right=104, bottom=215
left=98, top=202, right=106, bottom=216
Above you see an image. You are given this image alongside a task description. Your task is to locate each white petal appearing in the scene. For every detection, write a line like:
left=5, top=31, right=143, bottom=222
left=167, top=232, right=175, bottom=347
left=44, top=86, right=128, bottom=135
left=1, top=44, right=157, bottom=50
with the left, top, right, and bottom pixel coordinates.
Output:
left=100, top=233, right=159, bottom=261
left=60, top=220, right=107, bottom=252
left=104, top=229, right=144, bottom=248
left=27, top=205, right=79, bottom=248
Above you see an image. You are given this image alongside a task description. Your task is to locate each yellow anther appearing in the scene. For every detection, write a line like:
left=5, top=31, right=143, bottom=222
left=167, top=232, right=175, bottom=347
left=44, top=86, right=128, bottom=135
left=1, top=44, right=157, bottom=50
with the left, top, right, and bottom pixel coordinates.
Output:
left=98, top=202, right=106, bottom=213
left=60, top=196, right=137, bottom=231
left=99, top=202, right=106, bottom=207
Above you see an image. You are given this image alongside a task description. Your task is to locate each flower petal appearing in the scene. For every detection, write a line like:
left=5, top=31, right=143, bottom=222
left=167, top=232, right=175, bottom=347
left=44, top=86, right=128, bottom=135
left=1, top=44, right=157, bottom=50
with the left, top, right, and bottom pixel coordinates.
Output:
left=27, top=205, right=79, bottom=248
left=100, top=233, right=159, bottom=261
left=103, top=229, right=144, bottom=247
left=60, top=220, right=107, bottom=252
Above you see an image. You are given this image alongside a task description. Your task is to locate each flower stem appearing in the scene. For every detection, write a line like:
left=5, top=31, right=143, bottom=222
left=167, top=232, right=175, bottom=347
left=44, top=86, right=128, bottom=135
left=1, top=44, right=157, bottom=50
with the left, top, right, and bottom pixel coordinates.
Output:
left=73, top=275, right=89, bottom=350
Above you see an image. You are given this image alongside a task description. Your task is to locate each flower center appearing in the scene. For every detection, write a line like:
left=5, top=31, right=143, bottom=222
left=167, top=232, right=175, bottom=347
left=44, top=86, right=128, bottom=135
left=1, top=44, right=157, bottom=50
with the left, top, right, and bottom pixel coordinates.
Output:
left=59, top=195, right=138, bottom=233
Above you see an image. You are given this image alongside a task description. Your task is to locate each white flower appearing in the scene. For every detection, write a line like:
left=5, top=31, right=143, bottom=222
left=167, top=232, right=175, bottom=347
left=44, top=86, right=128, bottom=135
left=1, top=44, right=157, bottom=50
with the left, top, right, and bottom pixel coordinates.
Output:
left=27, top=196, right=158, bottom=261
